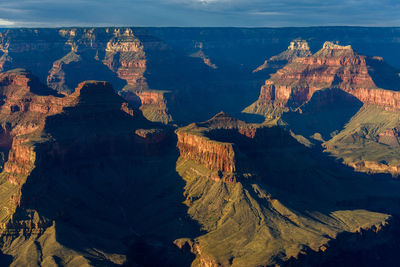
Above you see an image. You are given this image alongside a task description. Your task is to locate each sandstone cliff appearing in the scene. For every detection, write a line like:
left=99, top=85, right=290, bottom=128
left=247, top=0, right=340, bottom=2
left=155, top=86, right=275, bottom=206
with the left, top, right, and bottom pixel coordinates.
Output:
left=177, top=112, right=289, bottom=182
left=248, top=41, right=400, bottom=113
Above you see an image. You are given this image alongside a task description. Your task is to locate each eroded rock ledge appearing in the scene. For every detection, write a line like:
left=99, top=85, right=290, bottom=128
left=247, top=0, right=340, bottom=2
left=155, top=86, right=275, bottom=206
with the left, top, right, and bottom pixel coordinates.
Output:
left=248, top=41, right=400, bottom=114
left=176, top=112, right=287, bottom=183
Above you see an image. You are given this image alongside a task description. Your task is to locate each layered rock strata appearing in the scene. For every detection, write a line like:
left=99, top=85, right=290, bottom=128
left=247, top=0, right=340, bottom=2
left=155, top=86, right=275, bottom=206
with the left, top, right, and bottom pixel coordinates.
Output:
left=177, top=112, right=289, bottom=182
left=0, top=28, right=174, bottom=123
left=249, top=41, right=400, bottom=113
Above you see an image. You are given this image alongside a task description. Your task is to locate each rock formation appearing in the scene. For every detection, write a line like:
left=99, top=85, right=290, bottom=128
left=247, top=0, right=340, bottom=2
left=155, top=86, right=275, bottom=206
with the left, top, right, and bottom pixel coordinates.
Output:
left=189, top=42, right=218, bottom=69
left=0, top=28, right=175, bottom=124
left=379, top=128, right=400, bottom=147
left=253, top=39, right=311, bottom=73
left=248, top=41, right=400, bottom=114
left=176, top=112, right=263, bottom=181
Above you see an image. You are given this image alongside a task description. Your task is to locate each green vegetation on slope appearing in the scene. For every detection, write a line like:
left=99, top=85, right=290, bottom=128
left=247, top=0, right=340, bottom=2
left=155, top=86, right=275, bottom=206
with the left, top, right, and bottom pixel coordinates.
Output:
left=176, top=119, right=393, bottom=266
left=324, top=105, right=400, bottom=174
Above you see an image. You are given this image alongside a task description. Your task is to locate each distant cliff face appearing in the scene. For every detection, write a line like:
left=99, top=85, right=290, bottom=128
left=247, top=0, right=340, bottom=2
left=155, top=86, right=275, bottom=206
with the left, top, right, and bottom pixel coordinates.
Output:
left=3, top=27, right=400, bottom=125
left=253, top=39, right=311, bottom=73
left=0, top=28, right=178, bottom=124
left=249, top=41, right=400, bottom=113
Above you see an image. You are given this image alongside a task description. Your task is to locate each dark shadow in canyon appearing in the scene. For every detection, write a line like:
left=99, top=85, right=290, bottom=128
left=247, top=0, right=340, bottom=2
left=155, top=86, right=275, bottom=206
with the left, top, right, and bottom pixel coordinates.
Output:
left=283, top=216, right=400, bottom=267
left=0, top=251, right=12, bottom=266
left=142, top=41, right=266, bottom=123
left=365, top=56, right=400, bottom=91
left=12, top=92, right=202, bottom=266
left=207, top=123, right=400, bottom=220
left=281, top=88, right=363, bottom=141
left=207, top=124, right=400, bottom=266
left=59, top=52, right=127, bottom=93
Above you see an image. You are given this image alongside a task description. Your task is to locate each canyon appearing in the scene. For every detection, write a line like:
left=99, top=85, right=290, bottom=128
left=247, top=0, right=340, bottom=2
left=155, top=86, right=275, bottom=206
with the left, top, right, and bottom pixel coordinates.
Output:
left=175, top=112, right=400, bottom=266
left=0, top=27, right=400, bottom=267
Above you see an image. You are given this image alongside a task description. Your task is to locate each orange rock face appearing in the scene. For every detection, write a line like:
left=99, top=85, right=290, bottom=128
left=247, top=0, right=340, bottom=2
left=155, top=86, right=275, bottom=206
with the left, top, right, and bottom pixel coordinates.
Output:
left=3, top=138, right=35, bottom=185
left=102, top=29, right=148, bottom=87
left=176, top=130, right=236, bottom=173
left=253, top=41, right=400, bottom=111
left=176, top=112, right=265, bottom=179
left=137, top=90, right=166, bottom=105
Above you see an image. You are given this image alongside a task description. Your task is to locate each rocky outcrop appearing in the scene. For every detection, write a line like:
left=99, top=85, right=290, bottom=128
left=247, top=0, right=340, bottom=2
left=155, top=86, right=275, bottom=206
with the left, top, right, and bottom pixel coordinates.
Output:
left=0, top=28, right=170, bottom=121
left=176, top=130, right=236, bottom=173
left=46, top=51, right=82, bottom=93
left=349, top=160, right=400, bottom=177
left=176, top=112, right=266, bottom=181
left=253, top=39, right=311, bottom=73
left=176, top=113, right=395, bottom=267
left=379, top=128, right=400, bottom=147
left=135, top=90, right=172, bottom=124
left=102, top=28, right=147, bottom=88
left=3, top=138, right=36, bottom=186
left=249, top=41, right=400, bottom=114
left=189, top=43, right=218, bottom=69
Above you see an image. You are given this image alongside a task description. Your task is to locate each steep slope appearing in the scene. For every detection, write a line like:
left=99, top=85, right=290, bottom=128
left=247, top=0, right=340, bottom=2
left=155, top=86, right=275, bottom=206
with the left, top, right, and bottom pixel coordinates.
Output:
left=323, top=105, right=400, bottom=176
left=0, top=70, right=200, bottom=266
left=175, top=112, right=400, bottom=267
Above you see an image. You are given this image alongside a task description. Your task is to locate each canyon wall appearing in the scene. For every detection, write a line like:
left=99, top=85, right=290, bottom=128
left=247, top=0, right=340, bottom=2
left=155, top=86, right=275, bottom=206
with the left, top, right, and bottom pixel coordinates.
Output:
left=0, top=70, right=170, bottom=237
left=250, top=41, right=400, bottom=113
left=176, top=130, right=236, bottom=173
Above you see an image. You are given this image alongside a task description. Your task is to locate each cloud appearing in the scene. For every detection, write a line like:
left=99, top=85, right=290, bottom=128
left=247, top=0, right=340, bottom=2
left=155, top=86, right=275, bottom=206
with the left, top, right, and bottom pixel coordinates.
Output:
left=0, top=0, right=399, bottom=27
left=248, top=11, right=287, bottom=16
left=0, top=18, right=15, bottom=26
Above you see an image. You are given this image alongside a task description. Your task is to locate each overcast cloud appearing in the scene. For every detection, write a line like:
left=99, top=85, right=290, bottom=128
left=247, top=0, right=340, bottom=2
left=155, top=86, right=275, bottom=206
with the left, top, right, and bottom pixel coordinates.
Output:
left=0, top=0, right=399, bottom=27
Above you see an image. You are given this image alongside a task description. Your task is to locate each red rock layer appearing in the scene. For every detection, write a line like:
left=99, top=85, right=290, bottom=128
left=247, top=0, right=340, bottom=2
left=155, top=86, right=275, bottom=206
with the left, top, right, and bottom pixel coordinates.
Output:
left=176, top=112, right=262, bottom=177
left=176, top=131, right=236, bottom=173
left=137, top=90, right=166, bottom=105
left=253, top=41, right=400, bottom=110
left=102, top=29, right=147, bottom=87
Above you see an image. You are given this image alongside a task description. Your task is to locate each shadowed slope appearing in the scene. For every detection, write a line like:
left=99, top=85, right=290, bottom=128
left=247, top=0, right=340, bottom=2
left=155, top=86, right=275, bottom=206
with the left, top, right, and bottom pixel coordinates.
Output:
left=0, top=74, right=202, bottom=266
left=175, top=112, right=400, bottom=266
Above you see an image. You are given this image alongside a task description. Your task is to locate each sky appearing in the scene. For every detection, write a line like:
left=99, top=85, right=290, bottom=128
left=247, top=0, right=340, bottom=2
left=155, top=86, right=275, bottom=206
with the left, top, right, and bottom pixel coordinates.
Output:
left=0, top=0, right=399, bottom=27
